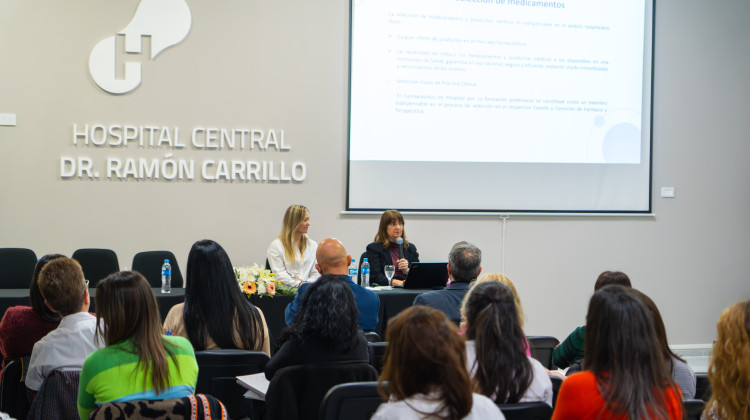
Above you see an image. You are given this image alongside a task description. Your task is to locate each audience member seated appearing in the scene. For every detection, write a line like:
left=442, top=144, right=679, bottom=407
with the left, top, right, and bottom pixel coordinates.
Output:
left=551, top=285, right=682, bottom=420
left=266, top=204, right=320, bottom=288
left=0, top=254, right=64, bottom=377
left=363, top=209, right=420, bottom=287
left=372, top=306, right=505, bottom=420
left=164, top=239, right=270, bottom=354
left=413, top=241, right=482, bottom=324
left=25, top=258, right=101, bottom=398
left=551, top=271, right=631, bottom=370
left=266, top=275, right=370, bottom=381
left=77, top=271, right=198, bottom=420
left=702, top=299, right=750, bottom=420
left=284, top=238, right=379, bottom=331
left=460, top=272, right=531, bottom=356
left=632, top=289, right=696, bottom=399
left=463, top=281, right=553, bottom=406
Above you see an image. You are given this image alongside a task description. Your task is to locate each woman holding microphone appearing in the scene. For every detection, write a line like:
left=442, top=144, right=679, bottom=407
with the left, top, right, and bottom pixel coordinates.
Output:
left=364, top=210, right=419, bottom=286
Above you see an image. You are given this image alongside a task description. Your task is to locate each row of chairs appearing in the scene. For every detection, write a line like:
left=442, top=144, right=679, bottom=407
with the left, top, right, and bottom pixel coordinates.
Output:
left=0, top=247, right=184, bottom=289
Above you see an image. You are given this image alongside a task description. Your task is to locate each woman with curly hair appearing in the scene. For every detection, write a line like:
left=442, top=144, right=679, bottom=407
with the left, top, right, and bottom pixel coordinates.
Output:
left=264, top=275, right=369, bottom=380
left=703, top=300, right=750, bottom=420
left=372, top=306, right=504, bottom=420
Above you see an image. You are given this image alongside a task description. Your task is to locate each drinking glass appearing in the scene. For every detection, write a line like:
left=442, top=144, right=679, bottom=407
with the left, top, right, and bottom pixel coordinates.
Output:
left=384, top=265, right=395, bottom=284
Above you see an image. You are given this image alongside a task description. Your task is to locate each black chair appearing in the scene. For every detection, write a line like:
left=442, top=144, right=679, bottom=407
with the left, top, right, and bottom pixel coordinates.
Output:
left=319, top=381, right=384, bottom=420
left=695, top=373, right=712, bottom=402
left=549, top=375, right=562, bottom=407
left=0, top=247, right=37, bottom=288
left=132, top=250, right=184, bottom=288
left=498, top=401, right=553, bottom=420
left=683, top=399, right=707, bottom=420
left=527, top=336, right=560, bottom=369
left=367, top=341, right=388, bottom=374
left=72, top=248, right=120, bottom=287
left=266, top=362, right=378, bottom=420
left=0, top=359, right=30, bottom=419
left=364, top=331, right=381, bottom=343
left=194, top=349, right=269, bottom=420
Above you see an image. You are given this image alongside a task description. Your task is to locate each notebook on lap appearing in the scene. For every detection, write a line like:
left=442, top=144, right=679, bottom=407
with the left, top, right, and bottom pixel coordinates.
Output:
left=403, top=262, right=448, bottom=289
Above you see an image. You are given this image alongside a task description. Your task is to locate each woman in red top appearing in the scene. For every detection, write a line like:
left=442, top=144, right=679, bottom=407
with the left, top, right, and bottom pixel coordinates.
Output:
left=552, top=285, right=682, bottom=420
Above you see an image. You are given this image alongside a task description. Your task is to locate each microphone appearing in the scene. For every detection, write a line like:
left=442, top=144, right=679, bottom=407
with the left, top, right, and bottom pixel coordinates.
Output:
left=397, top=237, right=404, bottom=260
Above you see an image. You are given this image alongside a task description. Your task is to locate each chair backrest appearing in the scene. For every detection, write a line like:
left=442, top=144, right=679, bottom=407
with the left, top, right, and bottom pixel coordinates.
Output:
left=527, top=336, right=560, bottom=369
left=25, top=369, right=81, bottom=420
left=695, top=373, right=712, bottom=402
left=132, top=250, right=184, bottom=288
left=194, top=349, right=269, bottom=419
left=364, top=331, right=381, bottom=343
left=319, top=381, right=384, bottom=420
left=498, top=401, right=553, bottom=420
left=90, top=394, right=227, bottom=420
left=367, top=341, right=388, bottom=374
left=0, top=247, right=37, bottom=288
left=266, top=362, right=379, bottom=420
left=72, top=248, right=120, bottom=287
left=0, top=359, right=30, bottom=419
left=549, top=375, right=562, bottom=408
left=683, top=399, right=707, bottom=420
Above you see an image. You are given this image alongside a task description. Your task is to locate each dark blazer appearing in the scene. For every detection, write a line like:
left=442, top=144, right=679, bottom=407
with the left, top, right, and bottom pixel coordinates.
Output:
left=412, top=282, right=470, bottom=324
left=364, top=241, right=419, bottom=286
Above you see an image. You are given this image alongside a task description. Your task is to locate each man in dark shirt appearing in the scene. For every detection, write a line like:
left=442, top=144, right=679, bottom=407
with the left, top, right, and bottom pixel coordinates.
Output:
left=412, top=241, right=482, bottom=324
left=285, top=238, right=380, bottom=331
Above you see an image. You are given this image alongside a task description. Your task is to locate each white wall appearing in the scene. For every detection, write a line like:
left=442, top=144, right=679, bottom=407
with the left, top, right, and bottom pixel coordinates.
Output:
left=1, top=0, right=748, bottom=344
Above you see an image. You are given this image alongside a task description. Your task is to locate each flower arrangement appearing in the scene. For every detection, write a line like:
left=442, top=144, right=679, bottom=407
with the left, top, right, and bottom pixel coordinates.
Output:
left=235, top=264, right=296, bottom=297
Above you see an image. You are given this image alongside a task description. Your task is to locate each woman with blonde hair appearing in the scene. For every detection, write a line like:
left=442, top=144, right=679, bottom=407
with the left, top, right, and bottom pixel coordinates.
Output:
left=266, top=204, right=320, bottom=288
left=364, top=209, right=419, bottom=286
left=703, top=299, right=750, bottom=419
left=372, top=305, right=504, bottom=420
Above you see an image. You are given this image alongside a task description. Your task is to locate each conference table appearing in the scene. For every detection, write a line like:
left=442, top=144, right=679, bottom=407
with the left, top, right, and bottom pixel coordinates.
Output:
left=0, top=287, right=425, bottom=345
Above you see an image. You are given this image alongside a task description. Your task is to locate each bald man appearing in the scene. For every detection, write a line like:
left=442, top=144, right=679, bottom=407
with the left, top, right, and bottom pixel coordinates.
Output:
left=284, top=238, right=380, bottom=331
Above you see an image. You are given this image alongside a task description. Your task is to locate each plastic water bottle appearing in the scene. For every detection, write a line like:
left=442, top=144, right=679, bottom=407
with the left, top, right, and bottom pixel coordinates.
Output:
left=361, top=258, right=370, bottom=287
left=349, top=258, right=358, bottom=283
left=161, top=259, right=172, bottom=294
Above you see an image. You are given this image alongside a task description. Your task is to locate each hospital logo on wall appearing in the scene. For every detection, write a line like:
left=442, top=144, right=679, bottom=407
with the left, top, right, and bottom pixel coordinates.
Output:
left=88, top=0, right=191, bottom=94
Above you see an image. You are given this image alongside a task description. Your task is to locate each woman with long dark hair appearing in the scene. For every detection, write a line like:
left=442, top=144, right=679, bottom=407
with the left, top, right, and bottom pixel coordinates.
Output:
left=703, top=300, right=750, bottom=419
left=632, top=289, right=696, bottom=399
left=552, top=285, right=682, bottom=420
left=364, top=209, right=419, bottom=286
left=0, top=254, right=65, bottom=376
left=264, top=275, right=369, bottom=380
left=372, top=306, right=504, bottom=420
left=78, top=271, right=198, bottom=420
left=463, top=281, right=552, bottom=405
left=266, top=204, right=320, bottom=288
left=164, top=239, right=269, bottom=354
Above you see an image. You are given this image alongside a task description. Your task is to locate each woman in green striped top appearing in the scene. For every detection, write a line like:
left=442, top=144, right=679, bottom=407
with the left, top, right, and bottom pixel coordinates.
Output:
left=77, top=271, right=199, bottom=420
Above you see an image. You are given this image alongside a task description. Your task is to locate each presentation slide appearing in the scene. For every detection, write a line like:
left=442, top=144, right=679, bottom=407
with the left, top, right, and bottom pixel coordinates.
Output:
left=348, top=0, right=653, bottom=212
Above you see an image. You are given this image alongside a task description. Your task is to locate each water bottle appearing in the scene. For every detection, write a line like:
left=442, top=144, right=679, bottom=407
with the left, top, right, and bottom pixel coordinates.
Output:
left=361, top=258, right=370, bottom=287
left=161, top=259, right=172, bottom=294
left=349, top=258, right=358, bottom=283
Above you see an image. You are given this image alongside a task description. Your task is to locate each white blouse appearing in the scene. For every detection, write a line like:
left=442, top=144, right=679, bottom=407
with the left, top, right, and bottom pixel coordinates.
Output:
left=465, top=340, right=553, bottom=406
left=371, top=392, right=505, bottom=420
left=266, top=237, right=320, bottom=287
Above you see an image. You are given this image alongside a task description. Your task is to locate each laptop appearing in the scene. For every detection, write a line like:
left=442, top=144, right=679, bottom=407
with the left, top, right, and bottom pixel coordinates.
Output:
left=403, top=262, right=449, bottom=289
